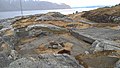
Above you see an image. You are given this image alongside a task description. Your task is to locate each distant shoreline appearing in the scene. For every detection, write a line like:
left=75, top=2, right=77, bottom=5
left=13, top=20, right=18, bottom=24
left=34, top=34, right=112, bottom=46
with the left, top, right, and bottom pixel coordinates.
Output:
left=0, top=8, right=97, bottom=19
left=0, top=8, right=72, bottom=12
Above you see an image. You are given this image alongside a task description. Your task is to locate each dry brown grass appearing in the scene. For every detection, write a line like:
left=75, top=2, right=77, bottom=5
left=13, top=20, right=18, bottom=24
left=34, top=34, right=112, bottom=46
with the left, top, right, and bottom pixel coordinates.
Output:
left=91, top=23, right=119, bottom=27
left=20, top=37, right=37, bottom=44
left=4, top=29, right=14, bottom=36
left=65, top=22, right=91, bottom=29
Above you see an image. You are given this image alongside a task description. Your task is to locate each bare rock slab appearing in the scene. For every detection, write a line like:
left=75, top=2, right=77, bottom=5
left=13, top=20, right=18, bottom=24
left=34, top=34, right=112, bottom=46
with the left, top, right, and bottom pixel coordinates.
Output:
left=7, top=54, right=84, bottom=68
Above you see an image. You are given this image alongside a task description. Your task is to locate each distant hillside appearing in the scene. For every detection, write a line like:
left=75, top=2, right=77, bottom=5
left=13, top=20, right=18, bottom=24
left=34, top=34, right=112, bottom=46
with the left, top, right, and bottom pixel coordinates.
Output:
left=81, top=4, right=120, bottom=23
left=0, top=0, right=71, bottom=12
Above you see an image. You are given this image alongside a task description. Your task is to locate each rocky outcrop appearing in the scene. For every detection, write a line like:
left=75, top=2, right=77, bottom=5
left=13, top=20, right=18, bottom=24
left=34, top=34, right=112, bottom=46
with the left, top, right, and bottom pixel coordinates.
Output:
left=13, top=23, right=67, bottom=39
left=26, top=24, right=64, bottom=31
left=70, top=28, right=120, bottom=53
left=6, top=54, right=84, bottom=68
left=1, top=11, right=120, bottom=68
left=27, top=24, right=68, bottom=36
left=35, top=12, right=74, bottom=22
left=71, top=27, right=120, bottom=42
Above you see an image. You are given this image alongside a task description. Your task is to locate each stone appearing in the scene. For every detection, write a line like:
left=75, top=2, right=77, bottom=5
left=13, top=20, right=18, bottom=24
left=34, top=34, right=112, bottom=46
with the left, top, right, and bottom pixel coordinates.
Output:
left=47, top=41, right=63, bottom=49
left=84, top=51, right=89, bottom=55
left=91, top=40, right=120, bottom=52
left=52, top=45, right=59, bottom=49
left=9, top=50, right=18, bottom=60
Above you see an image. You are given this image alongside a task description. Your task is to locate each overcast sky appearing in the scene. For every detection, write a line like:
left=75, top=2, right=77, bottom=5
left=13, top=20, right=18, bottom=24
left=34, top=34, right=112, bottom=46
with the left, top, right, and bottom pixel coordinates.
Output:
left=40, top=0, right=120, bottom=7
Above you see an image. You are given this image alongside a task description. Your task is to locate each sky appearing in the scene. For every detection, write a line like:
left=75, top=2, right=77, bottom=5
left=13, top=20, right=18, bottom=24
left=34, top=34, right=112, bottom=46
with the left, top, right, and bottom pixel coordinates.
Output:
left=40, top=0, right=120, bottom=7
